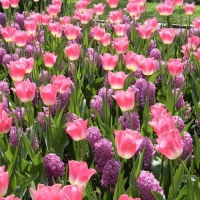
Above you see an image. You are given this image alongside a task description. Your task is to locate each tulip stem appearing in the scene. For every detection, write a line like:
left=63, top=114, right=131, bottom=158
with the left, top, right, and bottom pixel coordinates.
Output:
left=179, top=6, right=182, bottom=34
left=169, top=160, right=175, bottom=200
left=145, top=76, right=150, bottom=136
left=80, top=140, right=83, bottom=160
left=173, top=76, right=176, bottom=115
left=105, top=72, right=108, bottom=127
left=188, top=15, right=191, bottom=37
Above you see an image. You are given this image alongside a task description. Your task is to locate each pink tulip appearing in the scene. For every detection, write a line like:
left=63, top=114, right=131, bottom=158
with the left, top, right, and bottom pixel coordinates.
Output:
left=114, top=129, right=143, bottom=159
left=11, top=79, right=36, bottom=103
left=136, top=24, right=153, bottom=39
left=144, top=17, right=159, bottom=33
left=24, top=20, right=37, bottom=35
left=68, top=160, right=96, bottom=187
left=194, top=18, right=200, bottom=31
left=0, top=0, right=9, bottom=9
left=60, top=16, right=71, bottom=28
left=159, top=28, right=176, bottom=44
left=59, top=185, right=84, bottom=200
left=101, top=53, right=118, bottom=71
left=167, top=58, right=184, bottom=76
left=19, top=57, right=34, bottom=74
left=7, top=61, right=26, bottom=82
left=47, top=4, right=61, bottom=17
left=66, top=118, right=88, bottom=141
left=108, top=9, right=122, bottom=24
left=64, top=24, right=80, bottom=40
left=150, top=103, right=168, bottom=118
left=181, top=44, right=191, bottom=58
left=174, top=0, right=183, bottom=6
left=112, top=87, right=135, bottom=112
left=154, top=129, right=183, bottom=160
left=100, top=33, right=111, bottom=46
left=140, top=57, right=157, bottom=76
left=48, top=22, right=62, bottom=38
left=106, top=0, right=119, bottom=8
left=119, top=194, right=141, bottom=200
left=91, top=26, right=105, bottom=41
left=44, top=52, right=57, bottom=68
left=0, top=104, right=12, bottom=134
left=125, top=2, right=140, bottom=17
left=156, top=3, right=174, bottom=16
left=30, top=184, right=62, bottom=200
left=52, top=0, right=62, bottom=7
left=188, top=35, right=200, bottom=50
left=10, top=0, right=19, bottom=8
left=79, top=11, right=93, bottom=24
left=41, top=14, right=51, bottom=25
left=113, top=24, right=127, bottom=37
left=13, top=30, right=27, bottom=47
left=40, top=84, right=58, bottom=106
left=29, top=12, right=42, bottom=25
left=113, top=36, right=129, bottom=54
left=0, top=194, right=20, bottom=200
left=52, top=75, right=71, bottom=93
left=149, top=113, right=175, bottom=137
left=94, top=3, right=106, bottom=16
left=125, top=51, right=144, bottom=71
left=184, top=3, right=195, bottom=15
left=108, top=71, right=127, bottom=90
left=1, top=26, right=16, bottom=43
left=0, top=166, right=9, bottom=197
left=193, top=48, right=200, bottom=62
left=75, top=0, right=88, bottom=12
left=65, top=43, right=80, bottom=61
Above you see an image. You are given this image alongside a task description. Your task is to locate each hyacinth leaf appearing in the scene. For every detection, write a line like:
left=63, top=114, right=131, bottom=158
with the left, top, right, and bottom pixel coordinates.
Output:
left=193, top=134, right=200, bottom=172
left=190, top=73, right=200, bottom=100
left=126, top=186, right=140, bottom=198
left=149, top=70, right=161, bottom=84
left=0, top=73, right=7, bottom=80
left=186, top=176, right=194, bottom=200
left=175, top=185, right=187, bottom=200
left=103, top=191, right=112, bottom=200
left=194, top=179, right=200, bottom=198
left=151, top=191, right=164, bottom=200
left=192, top=92, right=200, bottom=124
left=113, top=170, right=125, bottom=200
left=102, top=96, right=110, bottom=127
left=22, top=134, right=34, bottom=160
left=152, top=156, right=162, bottom=180
left=135, top=148, right=145, bottom=179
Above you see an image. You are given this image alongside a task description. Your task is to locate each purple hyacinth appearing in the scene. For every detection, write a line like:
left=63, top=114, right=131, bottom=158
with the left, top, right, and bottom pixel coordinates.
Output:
left=101, top=159, right=121, bottom=191
left=43, top=153, right=65, bottom=185
left=136, top=137, right=155, bottom=170
left=150, top=48, right=161, bottom=60
left=172, top=74, right=185, bottom=89
left=181, top=132, right=193, bottom=161
left=174, top=116, right=185, bottom=132
left=32, top=89, right=39, bottom=106
left=118, top=112, right=140, bottom=131
left=0, top=81, right=10, bottom=94
left=86, top=126, right=102, bottom=150
left=174, top=89, right=185, bottom=109
left=25, top=44, right=33, bottom=57
left=9, top=126, right=22, bottom=147
left=90, top=95, right=103, bottom=118
left=93, top=138, right=114, bottom=172
left=122, top=14, right=130, bottom=24
left=65, top=112, right=78, bottom=123
left=2, top=54, right=11, bottom=65
left=0, top=12, right=7, bottom=26
left=39, top=70, right=51, bottom=85
left=86, top=48, right=102, bottom=67
left=15, top=12, right=25, bottom=29
left=137, top=171, right=165, bottom=200
left=38, top=112, right=47, bottom=130
left=147, top=40, right=155, bottom=56
left=13, top=107, right=26, bottom=126
left=0, top=47, right=6, bottom=63
left=98, top=87, right=113, bottom=107
left=2, top=95, right=10, bottom=114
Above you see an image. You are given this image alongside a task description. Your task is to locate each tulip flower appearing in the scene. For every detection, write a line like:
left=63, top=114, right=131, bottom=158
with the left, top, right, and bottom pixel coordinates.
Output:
left=91, top=26, right=105, bottom=41
left=48, top=22, right=62, bottom=38
left=136, top=24, right=153, bottom=39
left=125, top=51, right=144, bottom=71
left=47, top=4, right=61, bottom=17
left=193, top=48, right=200, bottom=62
left=41, top=14, right=51, bottom=25
left=159, top=28, right=176, bottom=44
left=156, top=3, right=174, bottom=16
left=100, top=33, right=111, bottom=46
left=75, top=0, right=88, bottom=12
left=174, top=0, right=183, bottom=6
left=188, top=35, right=200, bottom=50
left=184, top=3, right=195, bottom=15
left=68, top=160, right=96, bottom=187
left=64, top=24, right=80, bottom=40
left=11, top=79, right=36, bottom=103
left=149, top=112, right=175, bottom=137
left=66, top=118, right=88, bottom=141
left=194, top=18, right=200, bottom=31
left=113, top=24, right=127, bottom=37
left=59, top=185, right=84, bottom=200
left=106, top=0, right=119, bottom=8
left=144, top=17, right=159, bottom=32
left=52, top=0, right=62, bottom=7
left=40, top=84, right=58, bottom=106
left=44, top=52, right=57, bottom=68
left=114, top=129, right=143, bottom=159
left=0, top=166, right=9, bottom=197
left=24, top=20, right=37, bottom=35
left=113, top=36, right=129, bottom=54
left=108, top=9, right=122, bottom=24
left=1, top=26, right=16, bottom=43
left=119, top=194, right=141, bottom=200
left=0, top=0, right=9, bottom=9
left=140, top=57, right=158, bottom=76
left=101, top=53, right=118, bottom=71
left=7, top=61, right=26, bottom=82
left=0, top=194, right=20, bottom=200
left=94, top=3, right=106, bottom=16
left=125, top=2, right=140, bottom=17
left=65, top=43, right=80, bottom=61
left=10, top=0, right=19, bottom=8
left=0, top=104, right=12, bottom=134
left=112, top=87, right=135, bottom=112
left=30, top=184, right=62, bottom=200
left=108, top=71, right=127, bottom=90
left=79, top=11, right=93, bottom=24
left=167, top=58, right=184, bottom=76
left=29, top=12, right=42, bottom=25
left=19, top=57, right=34, bottom=74
left=154, top=129, right=183, bottom=160
left=13, top=30, right=27, bottom=47
left=52, top=75, right=71, bottom=93
left=60, top=16, right=71, bottom=28
left=150, top=103, right=168, bottom=118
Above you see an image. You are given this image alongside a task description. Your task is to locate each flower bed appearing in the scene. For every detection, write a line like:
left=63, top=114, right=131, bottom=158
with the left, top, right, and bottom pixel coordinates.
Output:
left=0, top=0, right=200, bottom=200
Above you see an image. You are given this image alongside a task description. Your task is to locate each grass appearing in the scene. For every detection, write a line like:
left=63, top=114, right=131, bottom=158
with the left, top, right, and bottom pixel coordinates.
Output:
left=67, top=0, right=200, bottom=25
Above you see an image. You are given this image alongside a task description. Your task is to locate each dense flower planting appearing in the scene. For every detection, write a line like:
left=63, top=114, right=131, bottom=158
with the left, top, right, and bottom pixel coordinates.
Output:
left=0, top=0, right=200, bottom=199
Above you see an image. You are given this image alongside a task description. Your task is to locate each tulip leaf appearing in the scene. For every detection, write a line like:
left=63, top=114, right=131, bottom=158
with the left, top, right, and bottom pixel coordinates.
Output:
left=151, top=191, right=164, bottom=200
left=135, top=148, right=145, bottom=179
left=175, top=185, right=187, bottom=200
left=192, top=92, right=200, bottom=124
left=149, top=70, right=161, bottom=84
left=113, top=171, right=125, bottom=200
left=190, top=72, right=200, bottom=100
left=22, top=134, right=34, bottom=160
left=152, top=156, right=162, bottom=180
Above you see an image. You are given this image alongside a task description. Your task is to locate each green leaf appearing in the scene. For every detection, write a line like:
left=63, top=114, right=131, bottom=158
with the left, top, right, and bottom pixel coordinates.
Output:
left=113, top=171, right=125, bottom=200
left=152, top=156, right=162, bottom=180
left=22, top=134, right=34, bottom=160
left=175, top=186, right=187, bottom=200
left=135, top=148, right=145, bottom=179
left=149, top=70, right=161, bottom=83
left=152, top=191, right=164, bottom=200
